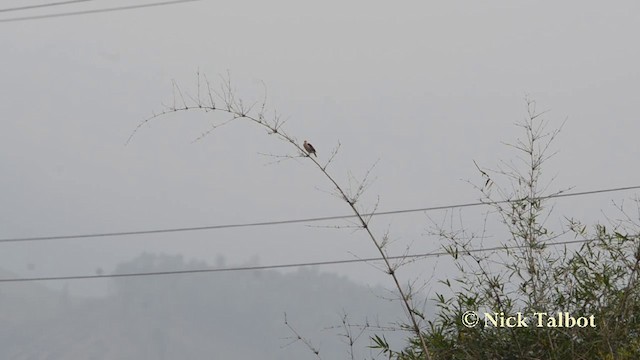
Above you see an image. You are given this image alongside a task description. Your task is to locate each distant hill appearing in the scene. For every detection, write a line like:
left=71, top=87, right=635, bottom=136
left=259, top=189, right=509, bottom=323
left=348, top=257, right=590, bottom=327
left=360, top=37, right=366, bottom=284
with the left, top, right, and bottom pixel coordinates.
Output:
left=0, top=253, right=409, bottom=359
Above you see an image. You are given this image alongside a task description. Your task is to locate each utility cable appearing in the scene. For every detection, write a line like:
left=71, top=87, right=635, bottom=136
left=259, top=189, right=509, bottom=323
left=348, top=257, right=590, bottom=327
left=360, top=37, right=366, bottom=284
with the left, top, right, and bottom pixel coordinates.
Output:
left=0, top=0, right=201, bottom=23
left=0, top=0, right=98, bottom=13
left=0, top=238, right=608, bottom=283
left=1, top=184, right=638, bottom=244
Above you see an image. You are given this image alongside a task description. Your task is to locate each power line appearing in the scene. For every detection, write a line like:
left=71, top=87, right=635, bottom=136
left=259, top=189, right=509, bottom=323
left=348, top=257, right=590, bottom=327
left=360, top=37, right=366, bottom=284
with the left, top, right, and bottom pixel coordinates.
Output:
left=1, top=184, right=638, bottom=244
left=0, top=238, right=597, bottom=283
left=0, top=0, right=98, bottom=13
left=0, top=0, right=201, bottom=23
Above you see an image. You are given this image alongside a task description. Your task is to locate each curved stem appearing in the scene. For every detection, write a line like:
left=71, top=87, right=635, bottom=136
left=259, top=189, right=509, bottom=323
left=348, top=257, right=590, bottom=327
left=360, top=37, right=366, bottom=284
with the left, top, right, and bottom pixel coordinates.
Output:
left=131, top=99, right=432, bottom=359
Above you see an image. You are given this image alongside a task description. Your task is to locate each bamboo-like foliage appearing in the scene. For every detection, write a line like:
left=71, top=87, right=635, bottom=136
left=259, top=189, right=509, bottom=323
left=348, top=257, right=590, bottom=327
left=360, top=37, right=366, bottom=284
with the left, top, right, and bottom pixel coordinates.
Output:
left=129, top=74, right=433, bottom=360
left=398, top=100, right=640, bottom=360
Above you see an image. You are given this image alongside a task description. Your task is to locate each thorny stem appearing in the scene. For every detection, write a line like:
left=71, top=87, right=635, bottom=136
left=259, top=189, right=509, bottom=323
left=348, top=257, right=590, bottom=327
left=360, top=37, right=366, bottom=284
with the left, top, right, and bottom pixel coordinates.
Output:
left=129, top=81, right=432, bottom=359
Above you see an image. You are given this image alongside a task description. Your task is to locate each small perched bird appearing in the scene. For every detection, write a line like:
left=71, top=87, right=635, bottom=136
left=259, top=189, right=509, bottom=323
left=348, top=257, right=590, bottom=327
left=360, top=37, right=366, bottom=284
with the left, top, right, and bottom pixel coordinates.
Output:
left=303, top=140, right=317, bottom=157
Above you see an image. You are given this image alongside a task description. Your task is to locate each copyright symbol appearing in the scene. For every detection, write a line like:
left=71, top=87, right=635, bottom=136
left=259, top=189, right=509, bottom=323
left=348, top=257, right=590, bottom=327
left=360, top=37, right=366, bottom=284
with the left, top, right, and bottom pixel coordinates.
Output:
left=461, top=311, right=479, bottom=328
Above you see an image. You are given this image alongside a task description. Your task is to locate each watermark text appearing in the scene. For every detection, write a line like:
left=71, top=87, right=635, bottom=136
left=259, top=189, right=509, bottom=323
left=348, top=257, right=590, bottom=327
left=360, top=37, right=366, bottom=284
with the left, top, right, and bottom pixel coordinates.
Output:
left=461, top=311, right=596, bottom=329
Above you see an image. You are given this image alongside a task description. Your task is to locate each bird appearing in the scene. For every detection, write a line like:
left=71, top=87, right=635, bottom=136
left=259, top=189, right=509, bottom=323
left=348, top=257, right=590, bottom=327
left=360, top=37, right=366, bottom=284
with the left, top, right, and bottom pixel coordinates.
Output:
left=303, top=140, right=317, bottom=157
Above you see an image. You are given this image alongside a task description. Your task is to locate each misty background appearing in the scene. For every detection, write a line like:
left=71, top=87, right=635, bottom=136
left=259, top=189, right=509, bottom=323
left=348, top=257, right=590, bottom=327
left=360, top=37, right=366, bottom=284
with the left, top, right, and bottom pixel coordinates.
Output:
left=2, top=0, right=639, bottom=358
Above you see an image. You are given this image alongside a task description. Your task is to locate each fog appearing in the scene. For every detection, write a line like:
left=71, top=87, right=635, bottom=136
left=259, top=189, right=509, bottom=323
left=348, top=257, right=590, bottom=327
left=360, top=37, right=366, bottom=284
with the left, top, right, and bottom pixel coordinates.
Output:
left=1, top=0, right=639, bottom=358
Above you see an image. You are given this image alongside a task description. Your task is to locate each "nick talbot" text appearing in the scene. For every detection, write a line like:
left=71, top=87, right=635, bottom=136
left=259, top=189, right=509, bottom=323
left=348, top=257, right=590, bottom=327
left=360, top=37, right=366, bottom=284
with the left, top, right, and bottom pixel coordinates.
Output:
left=484, top=312, right=596, bottom=328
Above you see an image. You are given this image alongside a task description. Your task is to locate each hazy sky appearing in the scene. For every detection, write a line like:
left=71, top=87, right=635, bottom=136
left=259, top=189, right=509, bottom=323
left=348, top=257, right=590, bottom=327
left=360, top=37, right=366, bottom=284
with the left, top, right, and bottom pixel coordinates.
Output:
left=2, top=0, right=639, bottom=296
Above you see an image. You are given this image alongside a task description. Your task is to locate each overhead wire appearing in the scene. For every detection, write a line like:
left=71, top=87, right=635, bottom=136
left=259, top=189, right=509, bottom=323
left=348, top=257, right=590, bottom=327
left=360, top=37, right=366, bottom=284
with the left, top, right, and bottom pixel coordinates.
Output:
left=0, top=0, right=202, bottom=23
left=0, top=0, right=99, bottom=13
left=0, top=238, right=600, bottom=283
left=1, top=184, right=638, bottom=244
